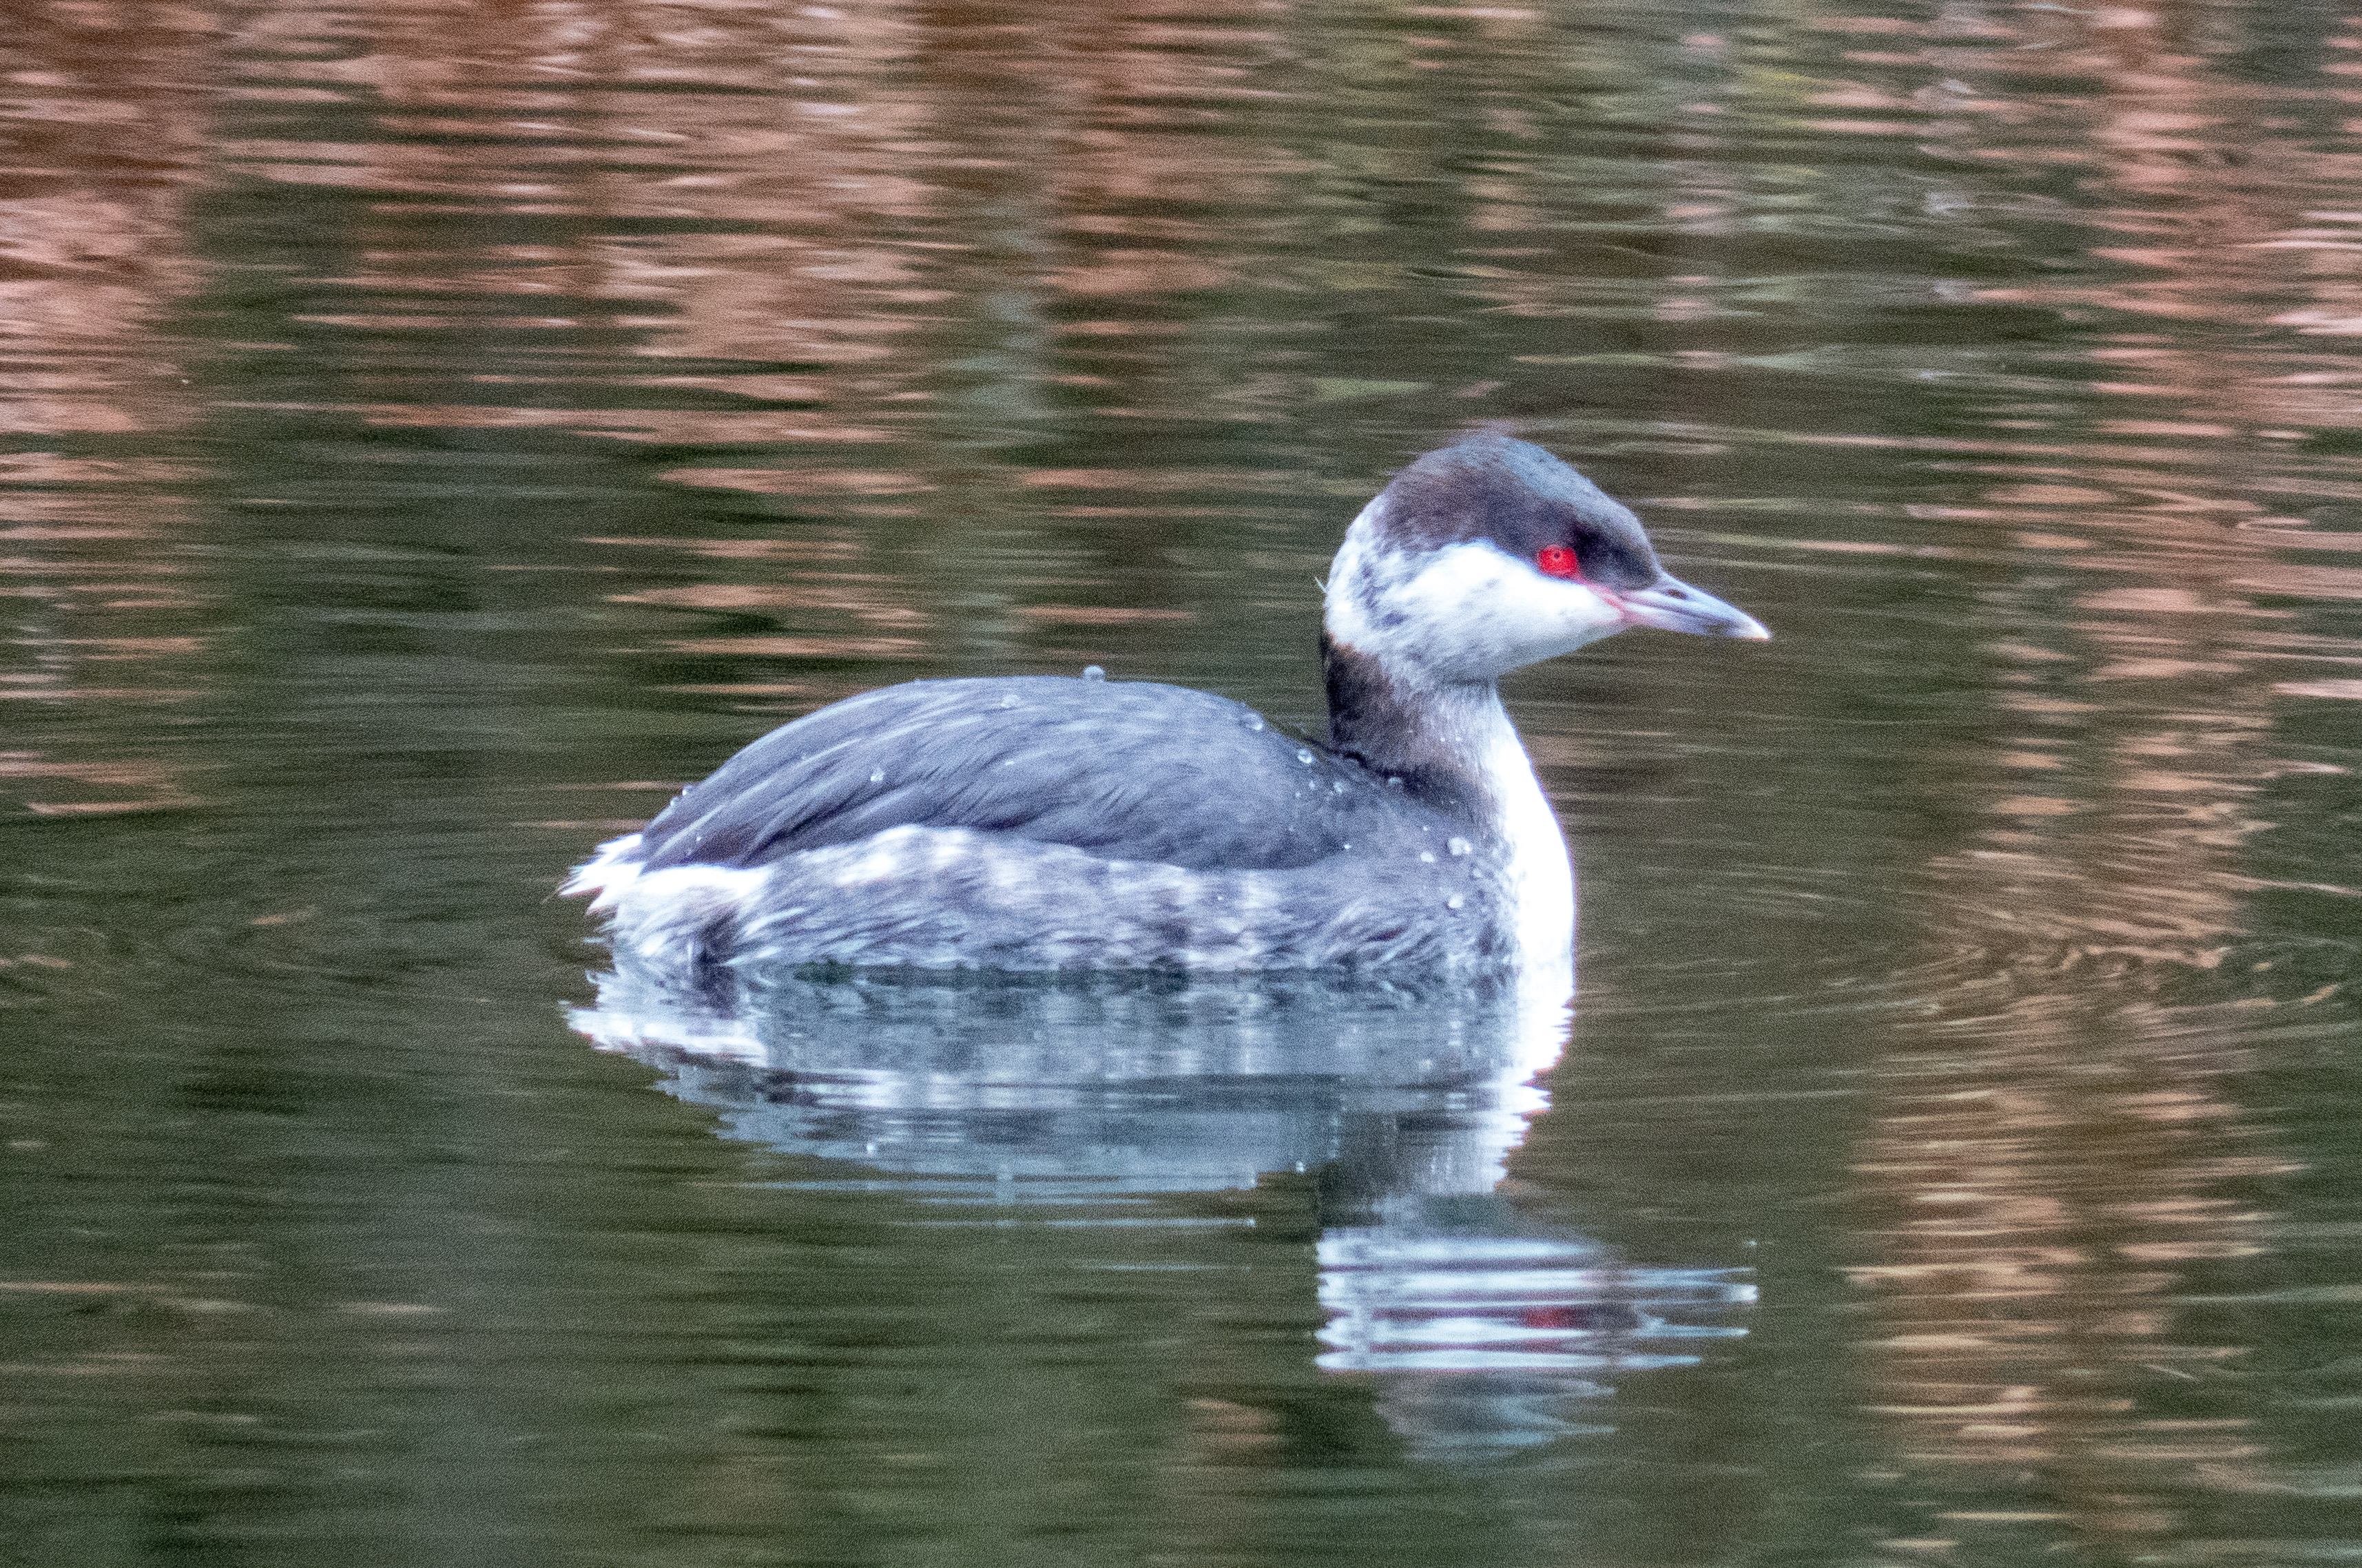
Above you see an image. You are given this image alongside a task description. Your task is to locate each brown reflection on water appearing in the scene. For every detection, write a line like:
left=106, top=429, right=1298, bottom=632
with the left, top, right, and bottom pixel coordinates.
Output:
left=1, top=8, right=214, bottom=818
left=220, top=0, right=934, bottom=452
left=1847, top=556, right=2302, bottom=1551
left=211, top=0, right=1336, bottom=412
left=204, top=0, right=1396, bottom=701
left=1838, top=7, right=2337, bottom=1556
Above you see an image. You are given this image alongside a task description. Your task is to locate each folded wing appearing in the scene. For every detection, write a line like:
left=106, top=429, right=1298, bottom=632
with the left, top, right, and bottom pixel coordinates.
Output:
left=634, top=676, right=1394, bottom=873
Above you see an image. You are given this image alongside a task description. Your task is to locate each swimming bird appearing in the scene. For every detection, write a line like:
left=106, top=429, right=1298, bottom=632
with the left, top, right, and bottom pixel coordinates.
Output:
left=568, top=432, right=1767, bottom=979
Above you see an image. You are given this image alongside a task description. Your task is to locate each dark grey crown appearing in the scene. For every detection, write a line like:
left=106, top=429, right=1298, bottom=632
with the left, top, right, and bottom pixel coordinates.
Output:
left=1372, top=432, right=1664, bottom=592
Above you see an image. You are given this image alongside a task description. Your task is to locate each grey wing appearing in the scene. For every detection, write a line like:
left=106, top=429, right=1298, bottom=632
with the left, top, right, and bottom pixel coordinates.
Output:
left=635, top=676, right=1374, bottom=872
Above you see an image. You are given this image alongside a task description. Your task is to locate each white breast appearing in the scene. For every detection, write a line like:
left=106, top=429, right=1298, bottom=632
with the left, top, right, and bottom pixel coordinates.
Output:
left=1468, top=705, right=1575, bottom=978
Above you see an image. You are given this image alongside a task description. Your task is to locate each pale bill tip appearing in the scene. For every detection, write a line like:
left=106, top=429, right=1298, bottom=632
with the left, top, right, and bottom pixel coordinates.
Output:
left=1614, top=577, right=1771, bottom=642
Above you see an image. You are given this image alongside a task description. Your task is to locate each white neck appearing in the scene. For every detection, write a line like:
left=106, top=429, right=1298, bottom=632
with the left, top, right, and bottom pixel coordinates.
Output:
left=1319, top=496, right=1604, bottom=976
left=1320, top=641, right=1575, bottom=976
left=1442, top=684, right=1576, bottom=976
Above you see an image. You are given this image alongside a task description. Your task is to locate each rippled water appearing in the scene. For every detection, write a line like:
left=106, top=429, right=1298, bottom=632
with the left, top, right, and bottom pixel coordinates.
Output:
left=6, top=1, right=2361, bottom=1563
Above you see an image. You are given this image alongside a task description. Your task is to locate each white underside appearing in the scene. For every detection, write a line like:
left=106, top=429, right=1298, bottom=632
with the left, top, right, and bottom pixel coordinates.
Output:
left=568, top=803, right=1568, bottom=981
left=570, top=827, right=1347, bottom=973
left=564, top=833, right=774, bottom=971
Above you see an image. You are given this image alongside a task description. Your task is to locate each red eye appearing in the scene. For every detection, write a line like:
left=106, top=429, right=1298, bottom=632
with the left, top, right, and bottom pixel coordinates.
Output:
left=1535, top=545, right=1581, bottom=580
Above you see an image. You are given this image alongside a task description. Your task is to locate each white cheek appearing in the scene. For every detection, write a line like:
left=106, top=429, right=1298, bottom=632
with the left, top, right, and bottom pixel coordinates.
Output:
left=1390, top=543, right=1626, bottom=679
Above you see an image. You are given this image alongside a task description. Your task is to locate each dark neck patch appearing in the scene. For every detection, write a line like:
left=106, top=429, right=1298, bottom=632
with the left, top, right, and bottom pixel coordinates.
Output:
left=1322, top=633, right=1494, bottom=822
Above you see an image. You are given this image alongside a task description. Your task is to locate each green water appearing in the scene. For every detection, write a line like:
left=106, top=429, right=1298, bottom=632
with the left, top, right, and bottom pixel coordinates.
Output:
left=5, top=1, right=2359, bottom=1563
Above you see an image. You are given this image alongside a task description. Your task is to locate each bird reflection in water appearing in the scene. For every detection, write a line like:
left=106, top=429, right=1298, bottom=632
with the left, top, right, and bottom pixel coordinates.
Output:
left=570, top=959, right=1751, bottom=1461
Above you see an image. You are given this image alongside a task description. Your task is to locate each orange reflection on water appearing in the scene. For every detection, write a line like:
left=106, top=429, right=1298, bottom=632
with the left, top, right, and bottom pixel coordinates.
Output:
left=1825, top=5, right=2350, bottom=1558
left=1, top=8, right=215, bottom=821
left=0, top=753, right=203, bottom=818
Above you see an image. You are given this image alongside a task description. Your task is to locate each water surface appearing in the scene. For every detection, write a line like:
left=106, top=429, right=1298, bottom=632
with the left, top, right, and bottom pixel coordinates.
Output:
left=5, top=1, right=2360, bottom=1564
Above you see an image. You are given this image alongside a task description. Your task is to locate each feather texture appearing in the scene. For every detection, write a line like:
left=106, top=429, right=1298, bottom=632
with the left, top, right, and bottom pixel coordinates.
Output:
left=635, top=676, right=1448, bottom=875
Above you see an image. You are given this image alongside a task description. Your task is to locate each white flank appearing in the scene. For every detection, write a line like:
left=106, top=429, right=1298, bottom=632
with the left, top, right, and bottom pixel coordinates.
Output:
left=561, top=833, right=645, bottom=910
left=567, top=833, right=772, bottom=967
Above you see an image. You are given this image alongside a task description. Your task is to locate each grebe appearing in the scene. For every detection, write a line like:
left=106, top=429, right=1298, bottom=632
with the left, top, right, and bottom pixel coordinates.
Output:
left=568, top=432, right=1767, bottom=977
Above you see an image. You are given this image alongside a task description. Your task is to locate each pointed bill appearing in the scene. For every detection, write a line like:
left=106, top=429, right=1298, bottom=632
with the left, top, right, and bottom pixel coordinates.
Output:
left=1612, top=575, right=1770, bottom=640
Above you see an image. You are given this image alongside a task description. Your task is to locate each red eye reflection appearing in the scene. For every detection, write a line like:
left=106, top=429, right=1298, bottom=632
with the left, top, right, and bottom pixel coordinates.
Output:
left=1535, top=545, right=1581, bottom=580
